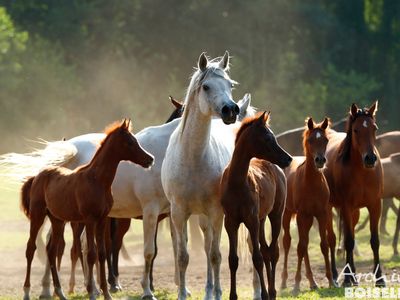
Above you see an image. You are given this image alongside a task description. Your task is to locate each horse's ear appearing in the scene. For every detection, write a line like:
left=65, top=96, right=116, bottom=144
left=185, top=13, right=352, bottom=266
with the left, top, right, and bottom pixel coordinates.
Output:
left=219, top=50, right=230, bottom=70
left=307, top=117, right=314, bottom=130
left=256, top=111, right=266, bottom=125
left=369, top=100, right=378, bottom=116
left=264, top=111, right=271, bottom=124
left=198, top=52, right=208, bottom=72
left=121, top=118, right=127, bottom=128
left=127, top=118, right=132, bottom=129
left=321, top=117, right=329, bottom=130
left=169, top=96, right=183, bottom=109
left=350, top=103, right=359, bottom=117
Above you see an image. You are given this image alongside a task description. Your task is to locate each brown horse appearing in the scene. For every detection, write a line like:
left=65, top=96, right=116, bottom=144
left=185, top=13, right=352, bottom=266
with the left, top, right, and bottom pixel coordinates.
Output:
left=324, top=102, right=384, bottom=287
left=281, top=117, right=337, bottom=293
left=220, top=112, right=292, bottom=300
left=21, top=119, right=154, bottom=300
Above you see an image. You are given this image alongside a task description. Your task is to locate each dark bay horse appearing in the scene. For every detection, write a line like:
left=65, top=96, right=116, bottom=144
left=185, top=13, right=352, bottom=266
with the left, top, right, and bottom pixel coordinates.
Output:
left=220, top=112, right=292, bottom=300
left=324, top=102, right=384, bottom=287
left=281, top=117, right=337, bottom=293
left=21, top=119, right=154, bottom=300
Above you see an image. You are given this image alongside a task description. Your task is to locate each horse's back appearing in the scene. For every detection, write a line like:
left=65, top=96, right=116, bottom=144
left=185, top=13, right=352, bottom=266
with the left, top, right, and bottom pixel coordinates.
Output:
left=376, top=131, right=400, bottom=158
left=381, top=153, right=400, bottom=198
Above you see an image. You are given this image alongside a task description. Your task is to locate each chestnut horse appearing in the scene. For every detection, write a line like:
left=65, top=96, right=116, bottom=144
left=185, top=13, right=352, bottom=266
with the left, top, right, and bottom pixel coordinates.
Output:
left=21, top=119, right=154, bottom=300
left=281, top=117, right=337, bottom=293
left=221, top=112, right=292, bottom=300
left=324, top=102, right=384, bottom=287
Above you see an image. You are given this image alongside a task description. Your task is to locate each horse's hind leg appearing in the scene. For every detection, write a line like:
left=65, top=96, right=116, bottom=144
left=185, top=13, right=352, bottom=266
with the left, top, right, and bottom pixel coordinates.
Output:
left=39, top=228, right=52, bottom=299
left=209, top=211, right=223, bottom=300
left=199, top=215, right=213, bottom=299
left=293, top=213, right=313, bottom=295
left=224, top=217, right=240, bottom=300
left=393, top=203, right=400, bottom=256
left=245, top=218, right=268, bottom=300
left=317, top=213, right=336, bottom=288
left=326, top=205, right=338, bottom=283
left=24, top=204, right=47, bottom=300
left=380, top=198, right=393, bottom=235
left=368, top=203, right=385, bottom=287
left=141, top=211, right=159, bottom=300
left=267, top=211, right=283, bottom=300
left=109, top=218, right=130, bottom=292
left=95, top=218, right=112, bottom=300
left=69, top=222, right=84, bottom=294
left=47, top=215, right=67, bottom=300
left=280, top=210, right=292, bottom=289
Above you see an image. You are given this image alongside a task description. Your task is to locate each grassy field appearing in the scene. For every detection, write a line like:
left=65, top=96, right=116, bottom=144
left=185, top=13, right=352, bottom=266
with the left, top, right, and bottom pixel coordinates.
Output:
left=0, top=174, right=399, bottom=299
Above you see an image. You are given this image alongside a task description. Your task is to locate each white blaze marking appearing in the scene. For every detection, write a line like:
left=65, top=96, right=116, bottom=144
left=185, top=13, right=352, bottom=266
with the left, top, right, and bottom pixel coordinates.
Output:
left=363, top=120, right=368, bottom=128
left=316, top=132, right=321, bottom=139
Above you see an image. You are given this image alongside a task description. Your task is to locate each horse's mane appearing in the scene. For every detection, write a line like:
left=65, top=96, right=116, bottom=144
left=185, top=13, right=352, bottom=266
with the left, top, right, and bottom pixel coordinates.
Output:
left=338, top=108, right=375, bottom=162
left=235, top=112, right=269, bottom=145
left=81, top=121, right=131, bottom=170
left=180, top=55, right=237, bottom=136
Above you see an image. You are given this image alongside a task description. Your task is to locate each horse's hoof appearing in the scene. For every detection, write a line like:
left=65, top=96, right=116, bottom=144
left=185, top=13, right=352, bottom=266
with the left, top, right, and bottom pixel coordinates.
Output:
left=280, top=282, right=287, bottom=290
left=109, top=284, right=122, bottom=294
left=39, top=295, right=52, bottom=300
left=292, top=287, right=300, bottom=296
left=104, top=293, right=113, bottom=300
left=141, top=295, right=157, bottom=300
left=376, top=279, right=386, bottom=287
left=23, top=296, right=30, bottom=300
left=310, top=284, right=319, bottom=290
left=342, top=280, right=352, bottom=288
left=330, top=280, right=339, bottom=288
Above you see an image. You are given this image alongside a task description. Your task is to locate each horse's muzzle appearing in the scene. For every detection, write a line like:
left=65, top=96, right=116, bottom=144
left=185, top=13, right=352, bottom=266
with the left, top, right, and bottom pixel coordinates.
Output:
left=221, top=103, right=239, bottom=124
left=314, top=155, right=327, bottom=169
left=364, top=153, right=377, bottom=168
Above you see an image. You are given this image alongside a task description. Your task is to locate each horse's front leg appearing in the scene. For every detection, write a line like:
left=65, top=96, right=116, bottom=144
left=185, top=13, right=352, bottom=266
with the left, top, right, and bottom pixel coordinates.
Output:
left=368, top=203, right=385, bottom=287
left=210, top=210, right=223, bottom=300
left=85, top=223, right=98, bottom=300
left=39, top=228, right=52, bottom=299
left=326, top=205, right=338, bottom=283
left=224, top=216, right=240, bottom=300
left=171, top=205, right=190, bottom=300
left=140, top=210, right=159, bottom=300
left=342, top=207, right=356, bottom=287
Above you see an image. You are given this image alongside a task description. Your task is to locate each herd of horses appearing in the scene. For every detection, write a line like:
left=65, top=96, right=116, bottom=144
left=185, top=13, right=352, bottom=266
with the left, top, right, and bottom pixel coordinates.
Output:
left=1, top=52, right=399, bottom=300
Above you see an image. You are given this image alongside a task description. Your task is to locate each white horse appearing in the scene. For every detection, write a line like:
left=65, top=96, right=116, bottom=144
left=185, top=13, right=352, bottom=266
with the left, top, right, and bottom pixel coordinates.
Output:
left=161, top=52, right=247, bottom=300
left=1, top=94, right=252, bottom=300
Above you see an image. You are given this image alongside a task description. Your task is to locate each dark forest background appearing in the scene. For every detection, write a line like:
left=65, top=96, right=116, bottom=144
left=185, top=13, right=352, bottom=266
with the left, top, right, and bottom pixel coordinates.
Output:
left=0, top=0, right=399, bottom=152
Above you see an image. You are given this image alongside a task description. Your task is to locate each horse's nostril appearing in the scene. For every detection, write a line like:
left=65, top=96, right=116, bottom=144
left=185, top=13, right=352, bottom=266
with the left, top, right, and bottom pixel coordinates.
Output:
left=233, top=104, right=240, bottom=114
left=322, top=157, right=327, bottom=163
left=221, top=106, right=229, bottom=115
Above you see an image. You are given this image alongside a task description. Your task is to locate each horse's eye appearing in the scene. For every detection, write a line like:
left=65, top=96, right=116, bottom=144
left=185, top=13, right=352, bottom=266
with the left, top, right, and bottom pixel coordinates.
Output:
left=203, top=84, right=209, bottom=91
left=354, top=129, right=358, bottom=134
left=230, top=83, right=234, bottom=88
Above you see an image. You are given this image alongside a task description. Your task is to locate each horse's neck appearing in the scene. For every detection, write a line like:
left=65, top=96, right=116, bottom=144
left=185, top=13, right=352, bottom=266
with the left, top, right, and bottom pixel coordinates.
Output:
left=87, top=143, right=120, bottom=187
left=179, top=101, right=212, bottom=159
left=227, top=142, right=251, bottom=184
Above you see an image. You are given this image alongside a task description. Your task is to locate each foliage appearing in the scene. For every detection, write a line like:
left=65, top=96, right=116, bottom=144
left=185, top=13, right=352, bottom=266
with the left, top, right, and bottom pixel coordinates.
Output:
left=0, top=1, right=399, bottom=151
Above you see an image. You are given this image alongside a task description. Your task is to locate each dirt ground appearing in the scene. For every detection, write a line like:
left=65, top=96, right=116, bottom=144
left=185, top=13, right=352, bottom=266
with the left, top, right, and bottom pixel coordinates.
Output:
left=0, top=217, right=334, bottom=298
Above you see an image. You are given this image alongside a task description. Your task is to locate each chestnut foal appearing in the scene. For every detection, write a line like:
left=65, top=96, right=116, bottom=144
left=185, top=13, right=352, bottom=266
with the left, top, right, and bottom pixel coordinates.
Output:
left=281, top=117, right=337, bottom=294
left=21, top=119, right=154, bottom=300
left=221, top=112, right=292, bottom=300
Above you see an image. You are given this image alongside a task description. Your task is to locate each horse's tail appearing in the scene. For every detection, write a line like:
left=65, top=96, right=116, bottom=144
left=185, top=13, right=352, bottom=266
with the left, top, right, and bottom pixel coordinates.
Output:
left=0, top=139, right=77, bottom=184
left=21, top=177, right=34, bottom=219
